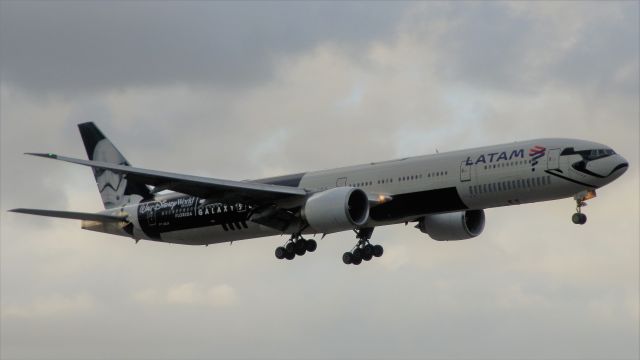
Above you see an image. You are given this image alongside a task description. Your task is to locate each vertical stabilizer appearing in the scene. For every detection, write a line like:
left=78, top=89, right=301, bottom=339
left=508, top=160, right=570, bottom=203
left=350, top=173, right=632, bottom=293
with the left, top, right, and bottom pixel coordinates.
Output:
left=78, top=122, right=151, bottom=209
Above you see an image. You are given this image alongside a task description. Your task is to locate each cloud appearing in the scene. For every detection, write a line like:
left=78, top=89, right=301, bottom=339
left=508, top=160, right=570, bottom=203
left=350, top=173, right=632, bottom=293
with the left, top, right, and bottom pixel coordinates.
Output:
left=378, top=244, right=410, bottom=270
left=408, top=2, right=639, bottom=94
left=2, top=293, right=95, bottom=319
left=0, top=1, right=638, bottom=359
left=0, top=2, right=408, bottom=95
left=133, top=283, right=237, bottom=307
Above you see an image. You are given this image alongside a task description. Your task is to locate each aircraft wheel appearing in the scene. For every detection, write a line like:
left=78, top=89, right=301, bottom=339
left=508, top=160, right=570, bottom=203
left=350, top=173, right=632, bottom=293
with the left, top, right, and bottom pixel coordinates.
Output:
left=352, top=255, right=362, bottom=265
left=306, top=239, right=317, bottom=252
left=295, top=246, right=306, bottom=256
left=285, top=242, right=295, bottom=253
left=275, top=246, right=286, bottom=260
left=373, top=244, right=384, bottom=257
left=362, top=244, right=374, bottom=261
left=285, top=250, right=295, bottom=260
left=295, top=239, right=306, bottom=252
left=572, top=213, right=587, bottom=225
left=342, top=252, right=353, bottom=265
left=579, top=213, right=587, bottom=224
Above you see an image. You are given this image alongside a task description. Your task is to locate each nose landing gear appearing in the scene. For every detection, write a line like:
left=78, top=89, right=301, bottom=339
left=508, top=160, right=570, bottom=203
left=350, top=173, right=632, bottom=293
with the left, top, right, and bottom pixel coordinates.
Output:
left=342, top=228, right=384, bottom=266
left=572, top=190, right=596, bottom=225
left=572, top=204, right=587, bottom=225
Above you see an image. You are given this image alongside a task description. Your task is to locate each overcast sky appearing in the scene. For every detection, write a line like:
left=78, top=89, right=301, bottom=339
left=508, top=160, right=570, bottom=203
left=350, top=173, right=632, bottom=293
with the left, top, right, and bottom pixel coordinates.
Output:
left=1, top=2, right=638, bottom=359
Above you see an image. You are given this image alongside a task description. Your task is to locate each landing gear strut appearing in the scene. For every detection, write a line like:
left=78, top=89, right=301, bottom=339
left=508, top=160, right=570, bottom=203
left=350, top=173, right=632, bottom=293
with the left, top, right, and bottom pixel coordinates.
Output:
left=342, top=228, right=383, bottom=266
left=275, top=233, right=317, bottom=261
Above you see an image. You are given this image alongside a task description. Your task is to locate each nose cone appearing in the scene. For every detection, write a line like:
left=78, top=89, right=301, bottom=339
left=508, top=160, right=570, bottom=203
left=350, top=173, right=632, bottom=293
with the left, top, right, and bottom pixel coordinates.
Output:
left=615, top=156, right=629, bottom=175
left=608, top=154, right=629, bottom=180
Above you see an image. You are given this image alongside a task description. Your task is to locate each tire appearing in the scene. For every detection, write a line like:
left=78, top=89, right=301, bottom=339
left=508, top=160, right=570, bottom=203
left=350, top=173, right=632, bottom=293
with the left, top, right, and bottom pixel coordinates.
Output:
left=342, top=252, right=353, bottom=265
left=275, top=246, right=286, bottom=259
left=352, top=256, right=362, bottom=265
left=285, top=242, right=295, bottom=253
left=572, top=213, right=582, bottom=224
left=363, top=245, right=374, bottom=258
left=352, top=248, right=362, bottom=259
left=579, top=213, right=587, bottom=224
left=373, top=245, right=384, bottom=257
left=295, top=239, right=306, bottom=252
left=362, top=248, right=373, bottom=261
left=295, top=246, right=306, bottom=256
left=306, top=239, right=317, bottom=252
left=285, top=250, right=295, bottom=260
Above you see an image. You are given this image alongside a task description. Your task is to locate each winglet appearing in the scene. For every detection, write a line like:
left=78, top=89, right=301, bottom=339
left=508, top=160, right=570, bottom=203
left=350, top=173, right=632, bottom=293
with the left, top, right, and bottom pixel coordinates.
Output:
left=25, top=152, right=58, bottom=159
left=9, top=208, right=127, bottom=222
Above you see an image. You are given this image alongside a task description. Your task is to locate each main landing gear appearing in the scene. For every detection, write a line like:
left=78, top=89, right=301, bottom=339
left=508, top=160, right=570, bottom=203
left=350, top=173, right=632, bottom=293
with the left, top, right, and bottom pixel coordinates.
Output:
left=342, top=228, right=384, bottom=266
left=275, top=233, right=317, bottom=261
left=572, top=190, right=596, bottom=225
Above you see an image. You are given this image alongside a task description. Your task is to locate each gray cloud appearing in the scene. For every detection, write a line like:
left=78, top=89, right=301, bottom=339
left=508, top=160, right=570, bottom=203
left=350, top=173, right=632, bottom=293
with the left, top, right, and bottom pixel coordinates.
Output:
left=413, top=2, right=639, bottom=94
left=1, top=2, right=638, bottom=360
left=0, top=1, right=408, bottom=94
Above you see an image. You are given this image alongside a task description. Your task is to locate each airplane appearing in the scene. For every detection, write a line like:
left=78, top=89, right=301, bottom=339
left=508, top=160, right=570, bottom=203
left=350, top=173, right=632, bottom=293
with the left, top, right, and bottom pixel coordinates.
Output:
left=9, top=123, right=629, bottom=265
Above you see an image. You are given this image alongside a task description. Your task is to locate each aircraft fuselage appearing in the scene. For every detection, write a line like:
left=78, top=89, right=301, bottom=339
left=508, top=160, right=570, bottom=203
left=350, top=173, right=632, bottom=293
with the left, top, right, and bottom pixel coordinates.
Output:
left=86, top=138, right=628, bottom=245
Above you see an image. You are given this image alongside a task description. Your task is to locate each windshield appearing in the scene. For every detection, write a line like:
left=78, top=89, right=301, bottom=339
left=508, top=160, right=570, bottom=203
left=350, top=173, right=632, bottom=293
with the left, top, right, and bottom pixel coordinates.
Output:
left=561, top=147, right=615, bottom=161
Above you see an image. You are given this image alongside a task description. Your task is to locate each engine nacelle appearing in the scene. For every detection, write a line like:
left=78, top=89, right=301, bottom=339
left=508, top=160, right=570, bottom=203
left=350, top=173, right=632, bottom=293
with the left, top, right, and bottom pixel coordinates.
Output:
left=303, top=187, right=370, bottom=234
left=417, top=209, right=485, bottom=241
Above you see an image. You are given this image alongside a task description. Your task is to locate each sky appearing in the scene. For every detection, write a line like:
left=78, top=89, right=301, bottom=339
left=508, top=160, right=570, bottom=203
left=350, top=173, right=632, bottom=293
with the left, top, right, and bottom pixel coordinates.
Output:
left=1, top=1, right=638, bottom=359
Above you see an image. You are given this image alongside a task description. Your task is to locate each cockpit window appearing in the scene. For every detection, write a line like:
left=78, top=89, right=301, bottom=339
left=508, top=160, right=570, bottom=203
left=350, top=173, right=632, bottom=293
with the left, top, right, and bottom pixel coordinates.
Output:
left=561, top=147, right=615, bottom=160
left=586, top=149, right=615, bottom=160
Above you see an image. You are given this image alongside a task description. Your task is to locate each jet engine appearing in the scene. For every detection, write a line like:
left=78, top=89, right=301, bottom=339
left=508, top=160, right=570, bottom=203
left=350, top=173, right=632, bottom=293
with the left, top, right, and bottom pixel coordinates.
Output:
left=303, top=187, right=370, bottom=234
left=417, top=209, right=485, bottom=241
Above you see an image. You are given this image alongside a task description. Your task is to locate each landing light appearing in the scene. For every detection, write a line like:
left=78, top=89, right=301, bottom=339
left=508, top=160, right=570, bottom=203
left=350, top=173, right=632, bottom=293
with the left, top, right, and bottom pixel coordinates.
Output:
left=584, top=190, right=597, bottom=201
left=377, top=194, right=392, bottom=204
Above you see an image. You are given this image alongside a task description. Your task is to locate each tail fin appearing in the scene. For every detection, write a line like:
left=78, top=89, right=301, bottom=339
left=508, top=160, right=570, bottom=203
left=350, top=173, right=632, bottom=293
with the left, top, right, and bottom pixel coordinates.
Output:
left=78, top=122, right=151, bottom=209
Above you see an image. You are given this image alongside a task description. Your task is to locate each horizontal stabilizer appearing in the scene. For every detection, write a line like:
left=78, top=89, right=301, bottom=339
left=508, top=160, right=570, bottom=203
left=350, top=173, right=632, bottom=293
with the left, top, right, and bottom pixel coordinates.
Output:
left=9, top=208, right=126, bottom=222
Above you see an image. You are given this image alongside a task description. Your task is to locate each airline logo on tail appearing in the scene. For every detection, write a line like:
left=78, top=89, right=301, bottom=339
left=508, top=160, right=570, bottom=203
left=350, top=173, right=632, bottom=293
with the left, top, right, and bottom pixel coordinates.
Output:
left=529, top=145, right=546, bottom=172
left=78, top=122, right=151, bottom=209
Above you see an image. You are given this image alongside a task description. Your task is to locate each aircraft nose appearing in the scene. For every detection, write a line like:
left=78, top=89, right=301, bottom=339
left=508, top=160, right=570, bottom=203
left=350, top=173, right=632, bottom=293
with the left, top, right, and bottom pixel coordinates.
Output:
left=616, top=160, right=629, bottom=174
left=610, top=155, right=629, bottom=176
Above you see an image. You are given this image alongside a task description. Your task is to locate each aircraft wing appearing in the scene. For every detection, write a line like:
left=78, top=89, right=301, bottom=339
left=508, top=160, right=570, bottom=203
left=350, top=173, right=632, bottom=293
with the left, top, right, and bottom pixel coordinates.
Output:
left=27, top=153, right=308, bottom=204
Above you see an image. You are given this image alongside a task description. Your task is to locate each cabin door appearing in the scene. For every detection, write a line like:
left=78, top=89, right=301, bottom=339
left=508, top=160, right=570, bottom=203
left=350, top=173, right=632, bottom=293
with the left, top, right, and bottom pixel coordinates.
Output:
left=460, top=161, right=472, bottom=182
left=547, top=149, right=560, bottom=170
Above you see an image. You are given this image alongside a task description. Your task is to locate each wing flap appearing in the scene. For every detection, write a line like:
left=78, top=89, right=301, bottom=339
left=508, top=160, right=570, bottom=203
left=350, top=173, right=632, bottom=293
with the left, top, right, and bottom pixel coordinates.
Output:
left=9, top=208, right=126, bottom=222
